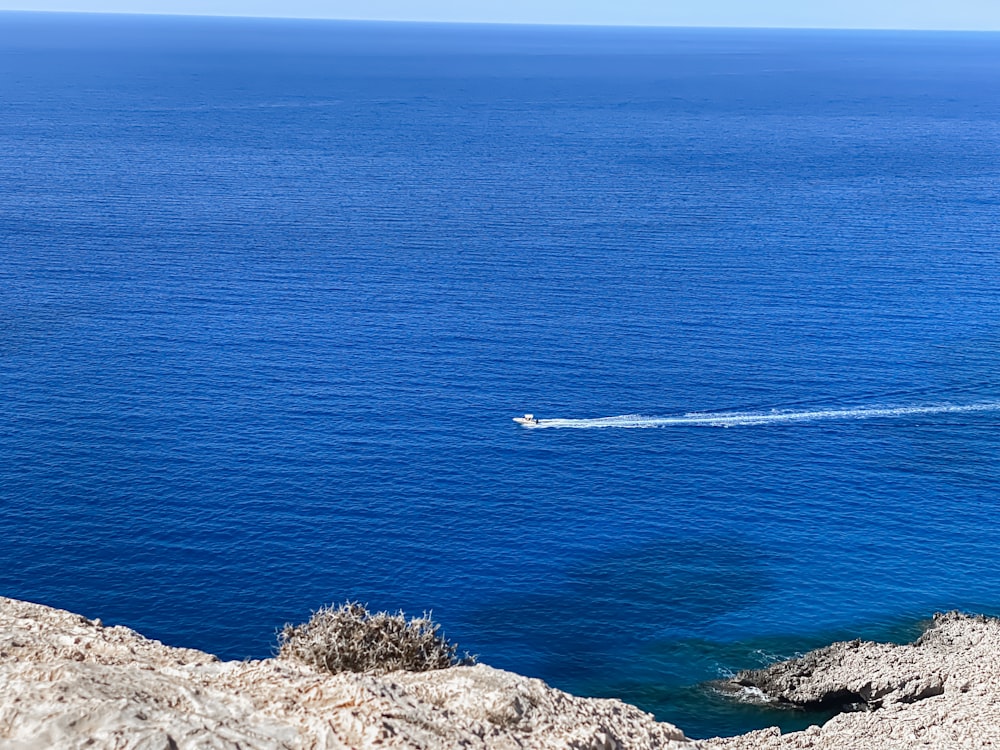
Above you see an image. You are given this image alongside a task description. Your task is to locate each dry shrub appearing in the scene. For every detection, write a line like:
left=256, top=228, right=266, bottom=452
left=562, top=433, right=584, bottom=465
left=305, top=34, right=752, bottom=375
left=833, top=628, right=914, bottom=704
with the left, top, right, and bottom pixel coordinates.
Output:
left=277, top=602, right=474, bottom=675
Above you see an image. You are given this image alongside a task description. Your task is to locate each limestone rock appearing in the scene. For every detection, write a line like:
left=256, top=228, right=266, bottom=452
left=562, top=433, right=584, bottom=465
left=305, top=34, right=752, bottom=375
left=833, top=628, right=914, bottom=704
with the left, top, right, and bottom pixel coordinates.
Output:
left=702, top=612, right=1000, bottom=750
left=6, top=596, right=1000, bottom=750
left=0, top=596, right=694, bottom=750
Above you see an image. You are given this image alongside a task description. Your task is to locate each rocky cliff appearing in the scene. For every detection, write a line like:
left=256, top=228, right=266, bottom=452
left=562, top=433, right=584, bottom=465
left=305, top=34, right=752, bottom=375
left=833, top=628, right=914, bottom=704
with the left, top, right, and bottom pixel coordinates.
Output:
left=708, top=611, right=1000, bottom=749
left=0, top=596, right=693, bottom=749
left=3, top=597, right=1000, bottom=749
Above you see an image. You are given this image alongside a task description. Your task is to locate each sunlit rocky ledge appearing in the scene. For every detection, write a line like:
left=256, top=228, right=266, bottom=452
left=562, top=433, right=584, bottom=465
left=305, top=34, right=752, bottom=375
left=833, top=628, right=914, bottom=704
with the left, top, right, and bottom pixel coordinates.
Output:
left=3, top=597, right=999, bottom=749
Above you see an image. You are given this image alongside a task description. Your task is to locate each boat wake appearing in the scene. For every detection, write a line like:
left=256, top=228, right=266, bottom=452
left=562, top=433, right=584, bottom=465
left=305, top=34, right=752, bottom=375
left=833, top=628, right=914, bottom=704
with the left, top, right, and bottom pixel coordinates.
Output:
left=517, top=402, right=1000, bottom=429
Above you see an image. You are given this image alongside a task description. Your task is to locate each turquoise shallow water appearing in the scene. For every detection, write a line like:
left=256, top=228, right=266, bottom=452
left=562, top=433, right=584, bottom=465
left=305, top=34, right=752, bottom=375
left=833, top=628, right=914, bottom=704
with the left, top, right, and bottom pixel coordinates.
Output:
left=2, top=14, right=1000, bottom=738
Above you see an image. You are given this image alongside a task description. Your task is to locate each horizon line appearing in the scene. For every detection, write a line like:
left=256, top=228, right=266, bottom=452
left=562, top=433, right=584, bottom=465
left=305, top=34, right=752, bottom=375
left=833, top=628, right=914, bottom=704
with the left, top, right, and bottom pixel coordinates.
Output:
left=2, top=8, right=1000, bottom=33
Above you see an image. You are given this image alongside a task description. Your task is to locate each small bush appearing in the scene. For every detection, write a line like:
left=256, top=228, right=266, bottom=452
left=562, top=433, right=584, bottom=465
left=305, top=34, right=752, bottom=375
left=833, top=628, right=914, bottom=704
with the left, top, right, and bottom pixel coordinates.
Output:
left=277, top=601, right=474, bottom=675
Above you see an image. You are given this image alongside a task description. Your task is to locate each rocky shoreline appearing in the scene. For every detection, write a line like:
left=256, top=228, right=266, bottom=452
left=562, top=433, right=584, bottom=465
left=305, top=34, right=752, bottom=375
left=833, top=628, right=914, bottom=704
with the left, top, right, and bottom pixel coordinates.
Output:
left=707, top=611, right=1000, bottom=749
left=3, top=597, right=999, bottom=749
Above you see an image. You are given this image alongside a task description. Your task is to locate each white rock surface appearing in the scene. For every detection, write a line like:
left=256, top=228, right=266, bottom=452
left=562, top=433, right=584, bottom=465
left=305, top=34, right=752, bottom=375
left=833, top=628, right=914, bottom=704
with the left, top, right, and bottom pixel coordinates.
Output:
left=5, top=597, right=1000, bottom=750
left=0, top=596, right=694, bottom=749
left=702, top=612, right=1000, bottom=750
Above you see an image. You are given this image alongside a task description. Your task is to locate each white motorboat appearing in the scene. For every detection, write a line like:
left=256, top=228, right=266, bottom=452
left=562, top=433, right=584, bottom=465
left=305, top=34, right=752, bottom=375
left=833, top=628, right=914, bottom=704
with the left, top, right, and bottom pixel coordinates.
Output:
left=513, top=413, right=540, bottom=426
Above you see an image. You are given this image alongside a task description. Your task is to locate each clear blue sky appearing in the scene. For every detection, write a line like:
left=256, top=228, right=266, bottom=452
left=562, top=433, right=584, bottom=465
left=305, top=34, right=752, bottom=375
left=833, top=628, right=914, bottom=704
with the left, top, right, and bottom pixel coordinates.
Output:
left=2, top=0, right=1000, bottom=30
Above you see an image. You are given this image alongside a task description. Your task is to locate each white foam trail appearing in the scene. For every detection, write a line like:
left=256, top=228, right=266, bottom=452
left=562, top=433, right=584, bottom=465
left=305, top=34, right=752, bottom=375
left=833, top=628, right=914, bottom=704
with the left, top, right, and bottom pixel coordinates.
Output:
left=519, top=403, right=1000, bottom=429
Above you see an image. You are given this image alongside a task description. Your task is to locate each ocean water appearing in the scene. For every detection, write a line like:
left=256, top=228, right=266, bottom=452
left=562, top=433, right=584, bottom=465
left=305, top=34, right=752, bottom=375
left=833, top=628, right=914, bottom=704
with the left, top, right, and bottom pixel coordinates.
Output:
left=2, top=13, right=1000, bottom=738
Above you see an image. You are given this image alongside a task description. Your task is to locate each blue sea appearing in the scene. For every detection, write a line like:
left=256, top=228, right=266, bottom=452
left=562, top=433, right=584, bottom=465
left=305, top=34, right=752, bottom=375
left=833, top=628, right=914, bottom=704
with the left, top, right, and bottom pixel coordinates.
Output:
left=2, top=12, right=1000, bottom=738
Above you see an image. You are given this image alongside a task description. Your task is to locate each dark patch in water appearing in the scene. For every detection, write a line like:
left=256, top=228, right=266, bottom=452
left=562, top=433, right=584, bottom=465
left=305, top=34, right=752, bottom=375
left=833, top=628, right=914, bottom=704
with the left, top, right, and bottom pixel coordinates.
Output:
left=463, top=537, right=774, bottom=682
